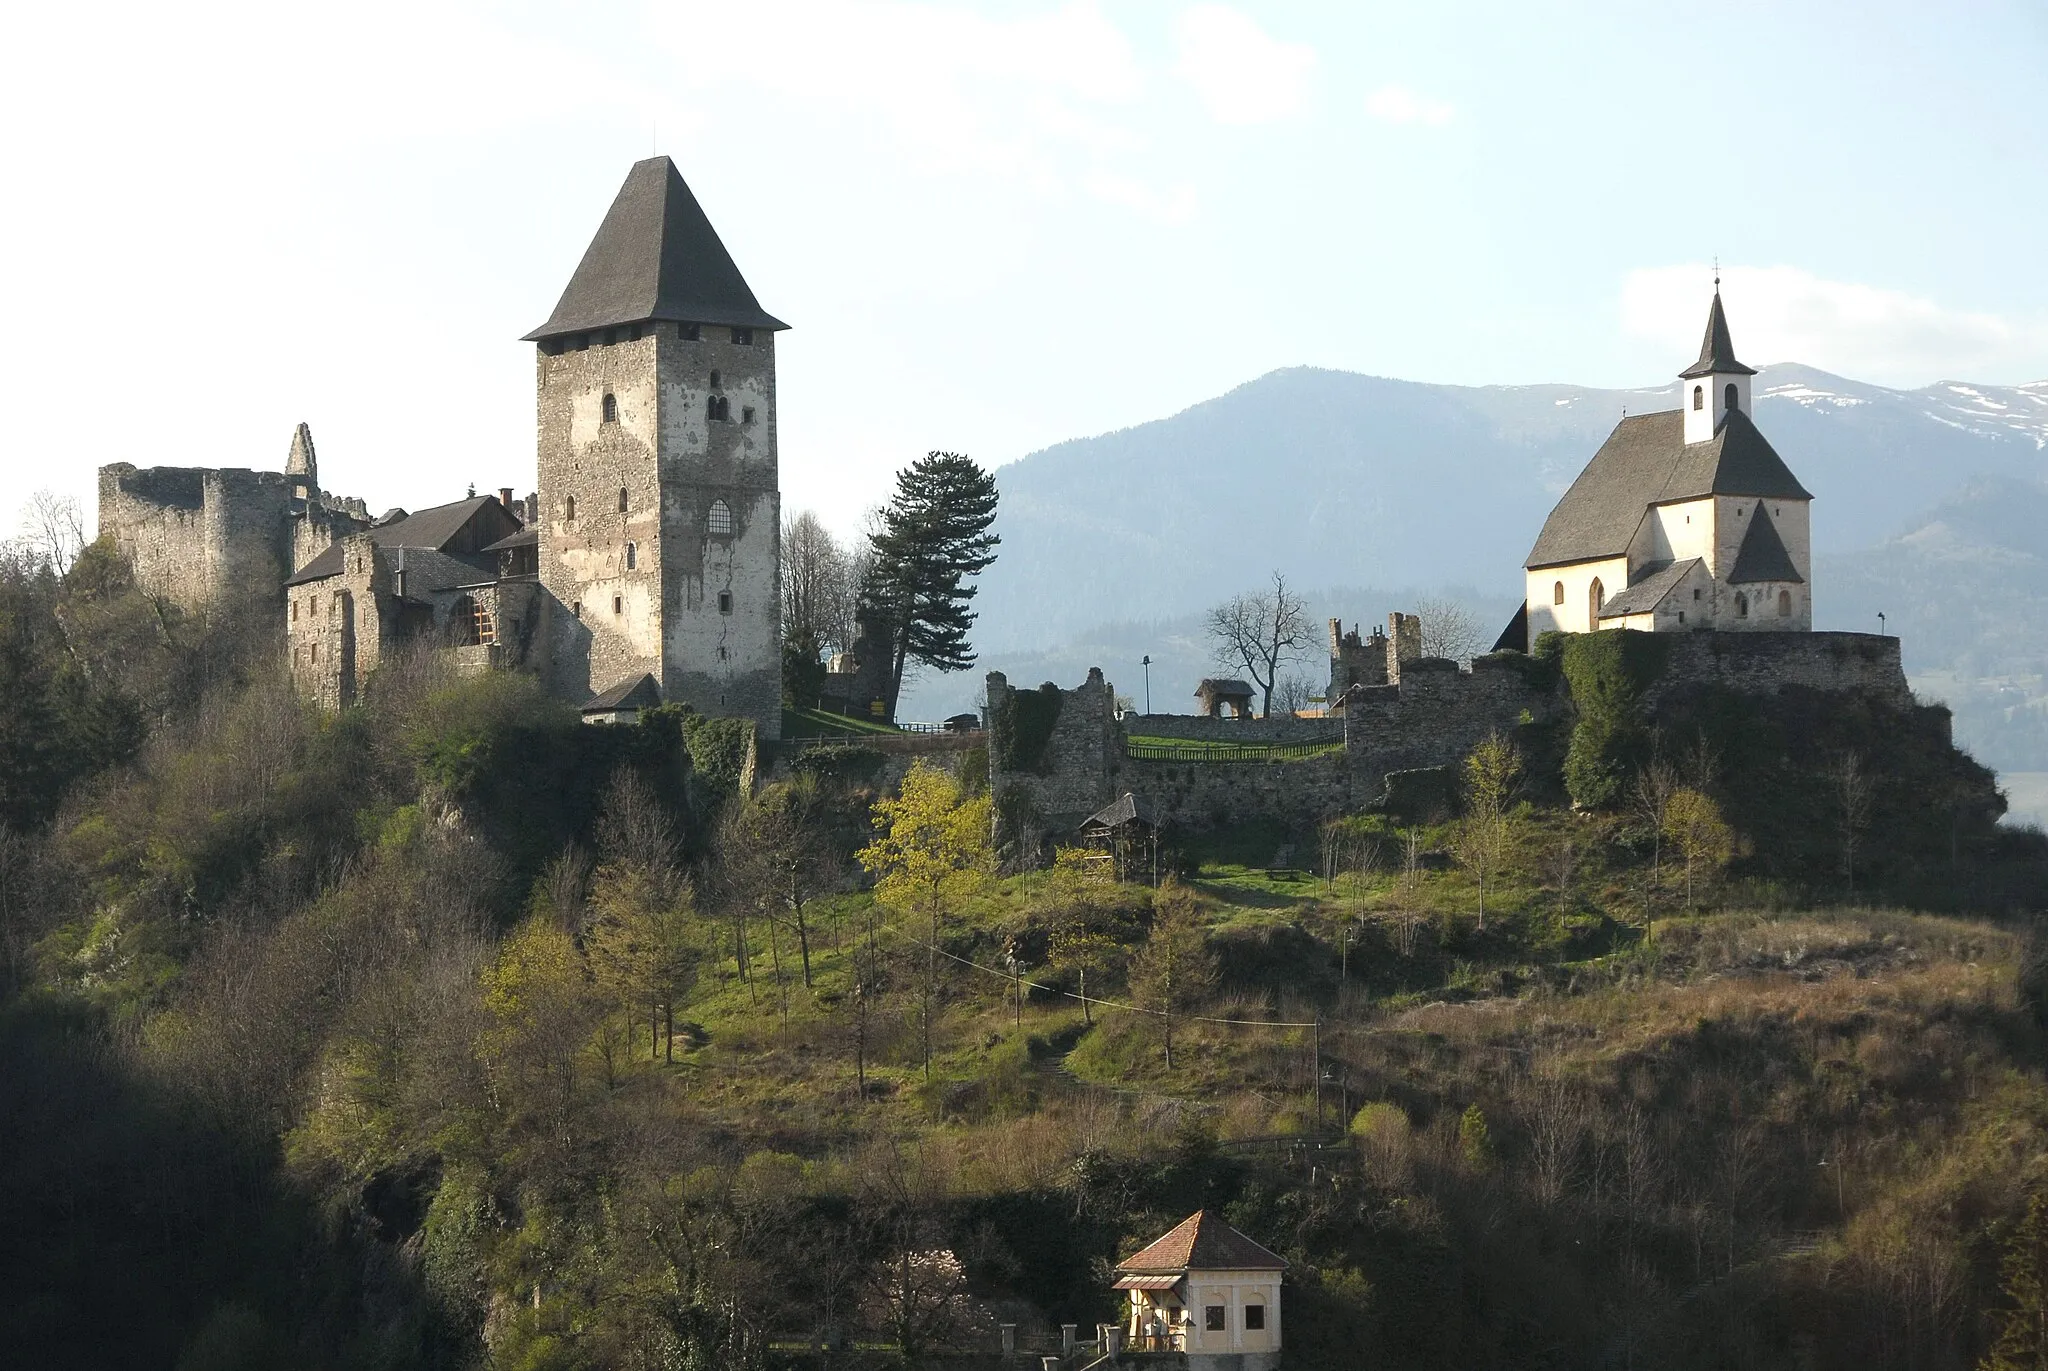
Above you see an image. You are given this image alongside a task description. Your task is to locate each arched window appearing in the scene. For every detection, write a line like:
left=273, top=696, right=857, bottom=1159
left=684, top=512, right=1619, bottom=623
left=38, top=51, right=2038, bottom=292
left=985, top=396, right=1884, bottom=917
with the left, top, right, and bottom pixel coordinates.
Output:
left=1725, top=382, right=1739, bottom=414
left=707, top=395, right=731, bottom=421
left=1588, top=576, right=1605, bottom=626
left=625, top=540, right=637, bottom=570
left=1735, top=592, right=1749, bottom=618
left=617, top=486, right=629, bottom=513
left=1692, top=385, right=1703, bottom=411
left=708, top=499, right=734, bottom=536
left=565, top=494, right=576, bottom=521
left=601, top=392, right=617, bottom=423
left=1778, top=589, right=1792, bottom=618
left=1552, top=580, right=1565, bottom=606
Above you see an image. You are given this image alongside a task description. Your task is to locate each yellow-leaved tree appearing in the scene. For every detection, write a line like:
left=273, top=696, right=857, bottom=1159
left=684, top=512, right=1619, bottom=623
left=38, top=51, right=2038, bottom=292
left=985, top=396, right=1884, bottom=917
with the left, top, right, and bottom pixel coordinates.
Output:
left=857, top=760, right=993, bottom=1080
left=1453, top=731, right=1523, bottom=930
left=1662, top=787, right=1734, bottom=910
left=478, top=916, right=597, bottom=1157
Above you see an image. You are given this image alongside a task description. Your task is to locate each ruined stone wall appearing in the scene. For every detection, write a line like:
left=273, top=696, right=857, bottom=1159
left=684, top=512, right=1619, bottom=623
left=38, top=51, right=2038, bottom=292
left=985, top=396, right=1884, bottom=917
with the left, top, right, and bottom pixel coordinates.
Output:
left=1122, top=754, right=1355, bottom=833
left=288, top=536, right=390, bottom=710
left=987, top=669, right=1121, bottom=844
left=99, top=463, right=289, bottom=612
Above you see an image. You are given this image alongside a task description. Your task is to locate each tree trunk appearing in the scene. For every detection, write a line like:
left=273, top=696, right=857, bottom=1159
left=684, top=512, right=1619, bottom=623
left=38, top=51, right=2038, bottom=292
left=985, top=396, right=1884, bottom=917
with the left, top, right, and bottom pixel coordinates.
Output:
left=664, top=1001, right=674, bottom=1063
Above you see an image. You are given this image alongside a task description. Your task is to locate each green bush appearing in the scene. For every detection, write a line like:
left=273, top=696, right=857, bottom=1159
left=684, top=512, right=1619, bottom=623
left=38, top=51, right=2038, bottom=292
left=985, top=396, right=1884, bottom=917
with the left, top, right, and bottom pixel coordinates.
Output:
left=1559, top=630, right=1670, bottom=808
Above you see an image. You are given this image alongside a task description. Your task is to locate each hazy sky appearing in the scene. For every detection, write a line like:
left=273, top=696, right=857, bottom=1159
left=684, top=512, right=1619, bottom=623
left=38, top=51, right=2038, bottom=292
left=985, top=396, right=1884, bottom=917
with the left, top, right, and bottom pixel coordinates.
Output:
left=4, top=1, right=2044, bottom=539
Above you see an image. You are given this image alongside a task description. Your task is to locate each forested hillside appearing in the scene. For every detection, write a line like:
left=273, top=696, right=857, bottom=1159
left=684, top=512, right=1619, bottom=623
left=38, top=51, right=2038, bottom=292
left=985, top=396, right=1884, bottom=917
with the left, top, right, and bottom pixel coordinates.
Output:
left=6, top=544, right=2048, bottom=1371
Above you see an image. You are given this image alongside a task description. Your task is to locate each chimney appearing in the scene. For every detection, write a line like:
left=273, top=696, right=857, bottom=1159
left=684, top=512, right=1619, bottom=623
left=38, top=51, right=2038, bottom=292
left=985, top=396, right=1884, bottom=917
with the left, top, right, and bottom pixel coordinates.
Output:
left=499, top=487, right=515, bottom=510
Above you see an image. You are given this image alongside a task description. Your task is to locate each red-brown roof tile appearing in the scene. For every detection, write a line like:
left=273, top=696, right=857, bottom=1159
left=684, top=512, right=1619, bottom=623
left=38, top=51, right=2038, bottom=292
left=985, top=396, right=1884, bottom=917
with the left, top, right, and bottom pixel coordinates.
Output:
left=1116, top=1211, right=1287, bottom=1273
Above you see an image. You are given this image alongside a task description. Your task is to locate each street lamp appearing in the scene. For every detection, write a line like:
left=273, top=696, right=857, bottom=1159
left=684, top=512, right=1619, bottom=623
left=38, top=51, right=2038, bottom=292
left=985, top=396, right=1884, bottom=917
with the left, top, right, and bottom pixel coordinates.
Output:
left=1141, top=655, right=1152, bottom=715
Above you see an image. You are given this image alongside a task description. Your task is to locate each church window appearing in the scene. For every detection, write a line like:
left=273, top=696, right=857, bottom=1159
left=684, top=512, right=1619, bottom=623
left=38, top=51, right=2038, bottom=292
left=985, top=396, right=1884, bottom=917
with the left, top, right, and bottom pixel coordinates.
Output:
left=718, top=590, right=733, bottom=614
left=1552, top=581, right=1564, bottom=606
left=708, top=499, right=734, bottom=536
left=731, top=327, right=754, bottom=345
left=707, top=395, right=731, bottom=421
left=1588, top=576, right=1604, bottom=625
left=625, top=541, right=637, bottom=570
left=613, top=594, right=623, bottom=615
left=1725, top=383, right=1739, bottom=414
left=680, top=322, right=700, bottom=341
left=1736, top=592, right=1749, bottom=618
left=618, top=486, right=629, bottom=513
left=602, top=392, right=617, bottom=423
left=565, top=495, right=577, bottom=521
left=1693, top=385, right=1703, bottom=411
left=1778, top=589, right=1792, bottom=617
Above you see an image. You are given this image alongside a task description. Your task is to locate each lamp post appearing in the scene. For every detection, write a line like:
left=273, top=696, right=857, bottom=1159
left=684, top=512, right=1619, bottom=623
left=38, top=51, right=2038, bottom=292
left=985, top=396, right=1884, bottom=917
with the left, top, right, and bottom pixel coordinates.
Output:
left=1877, top=611, right=1887, bottom=636
left=1141, top=655, right=1152, bottom=715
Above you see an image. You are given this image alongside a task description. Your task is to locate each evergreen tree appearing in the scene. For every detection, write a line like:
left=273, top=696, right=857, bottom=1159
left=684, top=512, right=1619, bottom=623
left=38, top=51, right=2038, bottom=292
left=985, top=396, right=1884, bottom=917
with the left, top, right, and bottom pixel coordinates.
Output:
left=864, top=452, right=999, bottom=718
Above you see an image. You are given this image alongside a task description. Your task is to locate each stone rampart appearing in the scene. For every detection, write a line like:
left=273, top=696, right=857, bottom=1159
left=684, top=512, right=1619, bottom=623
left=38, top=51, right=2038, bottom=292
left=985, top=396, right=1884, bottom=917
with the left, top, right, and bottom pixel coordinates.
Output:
left=1123, top=753, right=1355, bottom=834
left=99, top=463, right=291, bottom=612
left=1646, top=631, right=1909, bottom=707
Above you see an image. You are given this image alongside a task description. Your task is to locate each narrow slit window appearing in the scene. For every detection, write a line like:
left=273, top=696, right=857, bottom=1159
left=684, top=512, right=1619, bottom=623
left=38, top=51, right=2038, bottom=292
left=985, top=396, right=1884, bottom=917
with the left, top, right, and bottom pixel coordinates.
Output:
left=1778, top=589, right=1792, bottom=617
left=602, top=392, right=617, bottom=423
left=1552, top=581, right=1564, bottom=606
left=613, top=594, right=623, bottom=615
left=565, top=494, right=576, bottom=521
left=718, top=591, right=733, bottom=615
left=1693, top=384, right=1703, bottom=411
left=618, top=486, right=629, bottom=513
left=625, top=541, right=637, bottom=570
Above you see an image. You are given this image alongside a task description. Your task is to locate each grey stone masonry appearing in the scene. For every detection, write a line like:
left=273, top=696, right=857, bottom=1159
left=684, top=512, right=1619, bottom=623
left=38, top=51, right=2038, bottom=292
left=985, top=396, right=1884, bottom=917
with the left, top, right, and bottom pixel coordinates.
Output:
left=535, top=322, right=781, bottom=737
left=99, top=463, right=291, bottom=613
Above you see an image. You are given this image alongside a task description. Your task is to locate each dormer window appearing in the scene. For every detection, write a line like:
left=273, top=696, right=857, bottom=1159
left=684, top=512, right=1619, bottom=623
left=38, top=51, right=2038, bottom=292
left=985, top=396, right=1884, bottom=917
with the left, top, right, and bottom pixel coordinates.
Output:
left=1693, top=385, right=1703, bottom=411
left=1725, top=383, right=1738, bottom=414
left=708, top=499, right=734, bottom=537
left=601, top=392, right=617, bottom=423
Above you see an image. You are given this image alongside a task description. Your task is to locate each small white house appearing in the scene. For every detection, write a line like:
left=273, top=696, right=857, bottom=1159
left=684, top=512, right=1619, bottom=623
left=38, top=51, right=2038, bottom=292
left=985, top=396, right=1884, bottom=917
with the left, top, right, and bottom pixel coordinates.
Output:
left=1114, top=1210, right=1287, bottom=1370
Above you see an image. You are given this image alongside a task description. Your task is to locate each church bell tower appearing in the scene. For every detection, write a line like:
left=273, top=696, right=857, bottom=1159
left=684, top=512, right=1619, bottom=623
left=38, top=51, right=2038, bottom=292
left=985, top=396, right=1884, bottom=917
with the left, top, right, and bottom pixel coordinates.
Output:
left=523, top=157, right=787, bottom=737
left=1680, top=286, right=1757, bottom=445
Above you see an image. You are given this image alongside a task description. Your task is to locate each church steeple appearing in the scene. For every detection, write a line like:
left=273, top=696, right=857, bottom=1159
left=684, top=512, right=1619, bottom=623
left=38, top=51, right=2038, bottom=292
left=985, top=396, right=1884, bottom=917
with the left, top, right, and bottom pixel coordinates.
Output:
left=1680, top=286, right=1756, bottom=444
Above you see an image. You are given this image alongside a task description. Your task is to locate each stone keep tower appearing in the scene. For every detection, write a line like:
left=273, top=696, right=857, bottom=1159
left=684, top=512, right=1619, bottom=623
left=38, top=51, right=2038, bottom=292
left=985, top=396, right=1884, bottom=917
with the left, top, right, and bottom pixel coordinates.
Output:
left=524, top=157, right=787, bottom=737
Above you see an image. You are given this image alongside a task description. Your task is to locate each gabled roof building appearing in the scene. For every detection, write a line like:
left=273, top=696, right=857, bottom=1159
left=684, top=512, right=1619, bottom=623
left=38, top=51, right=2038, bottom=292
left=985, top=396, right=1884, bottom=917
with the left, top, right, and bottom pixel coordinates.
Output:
left=1522, top=290, right=1813, bottom=638
left=1114, top=1210, right=1287, bottom=1369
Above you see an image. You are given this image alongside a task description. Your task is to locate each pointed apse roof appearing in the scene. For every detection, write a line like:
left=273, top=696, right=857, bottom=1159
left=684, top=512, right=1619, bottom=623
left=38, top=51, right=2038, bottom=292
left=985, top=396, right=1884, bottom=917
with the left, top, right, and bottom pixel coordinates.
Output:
left=1117, top=1211, right=1289, bottom=1273
left=1679, top=291, right=1757, bottom=379
left=1727, top=504, right=1804, bottom=584
left=523, top=157, right=788, bottom=342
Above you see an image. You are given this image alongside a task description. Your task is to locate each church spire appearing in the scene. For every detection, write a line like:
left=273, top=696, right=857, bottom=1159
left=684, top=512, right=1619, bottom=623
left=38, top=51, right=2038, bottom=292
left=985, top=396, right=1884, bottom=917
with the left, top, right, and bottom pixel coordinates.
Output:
left=1679, top=289, right=1757, bottom=380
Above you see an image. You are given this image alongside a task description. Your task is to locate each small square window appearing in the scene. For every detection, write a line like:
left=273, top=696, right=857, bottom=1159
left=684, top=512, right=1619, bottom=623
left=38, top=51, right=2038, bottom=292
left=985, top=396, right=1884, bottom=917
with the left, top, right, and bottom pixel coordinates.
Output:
left=731, top=326, right=753, bottom=345
left=1693, top=588, right=1701, bottom=600
left=718, top=590, right=733, bottom=614
left=742, top=406, right=755, bottom=424
left=1244, top=1305, right=1265, bottom=1331
left=680, top=322, right=700, bottom=341
left=1205, top=1306, right=1226, bottom=1332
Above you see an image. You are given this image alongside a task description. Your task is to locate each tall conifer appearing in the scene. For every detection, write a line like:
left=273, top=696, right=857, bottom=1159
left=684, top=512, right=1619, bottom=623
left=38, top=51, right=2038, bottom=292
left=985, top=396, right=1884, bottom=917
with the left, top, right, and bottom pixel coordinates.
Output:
left=864, top=452, right=999, bottom=718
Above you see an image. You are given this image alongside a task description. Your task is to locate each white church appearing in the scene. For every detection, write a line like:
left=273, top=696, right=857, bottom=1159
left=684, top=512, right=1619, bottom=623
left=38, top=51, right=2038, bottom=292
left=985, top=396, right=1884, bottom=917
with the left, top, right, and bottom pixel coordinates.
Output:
left=1522, top=290, right=1813, bottom=637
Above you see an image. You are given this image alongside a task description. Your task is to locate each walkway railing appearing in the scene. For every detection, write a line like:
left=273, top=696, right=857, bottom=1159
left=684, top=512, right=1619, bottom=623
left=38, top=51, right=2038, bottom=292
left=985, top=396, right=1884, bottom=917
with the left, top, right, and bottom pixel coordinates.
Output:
left=1126, top=739, right=1343, bottom=762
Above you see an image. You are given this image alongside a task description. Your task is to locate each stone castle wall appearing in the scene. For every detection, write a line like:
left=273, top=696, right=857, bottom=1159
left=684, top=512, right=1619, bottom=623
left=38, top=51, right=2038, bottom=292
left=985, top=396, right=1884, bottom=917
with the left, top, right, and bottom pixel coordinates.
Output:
left=100, top=464, right=291, bottom=612
left=988, top=632, right=1909, bottom=845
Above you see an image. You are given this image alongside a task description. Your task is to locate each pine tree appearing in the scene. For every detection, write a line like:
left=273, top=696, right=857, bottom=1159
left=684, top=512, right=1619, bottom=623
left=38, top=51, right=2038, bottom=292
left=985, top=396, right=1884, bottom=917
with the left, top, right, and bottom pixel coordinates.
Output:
left=864, top=452, right=1000, bottom=718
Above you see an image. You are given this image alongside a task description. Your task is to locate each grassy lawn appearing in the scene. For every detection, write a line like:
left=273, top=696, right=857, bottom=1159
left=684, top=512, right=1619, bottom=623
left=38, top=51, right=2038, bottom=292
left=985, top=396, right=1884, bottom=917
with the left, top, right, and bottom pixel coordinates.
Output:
left=1125, top=734, right=1343, bottom=760
left=782, top=706, right=903, bottom=739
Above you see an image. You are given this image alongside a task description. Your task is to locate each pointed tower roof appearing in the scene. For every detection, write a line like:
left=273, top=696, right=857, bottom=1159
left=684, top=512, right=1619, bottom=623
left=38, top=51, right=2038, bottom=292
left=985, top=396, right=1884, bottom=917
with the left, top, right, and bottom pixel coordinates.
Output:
left=1727, top=502, right=1804, bottom=584
left=1678, top=291, right=1756, bottom=379
left=1116, top=1211, right=1288, bottom=1273
left=523, top=157, right=787, bottom=342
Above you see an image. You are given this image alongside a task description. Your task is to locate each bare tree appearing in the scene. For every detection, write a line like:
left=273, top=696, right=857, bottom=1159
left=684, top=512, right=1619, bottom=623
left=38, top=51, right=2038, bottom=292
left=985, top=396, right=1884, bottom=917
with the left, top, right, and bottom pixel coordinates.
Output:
left=782, top=509, right=854, bottom=653
left=1629, top=757, right=1680, bottom=911
left=1204, top=570, right=1312, bottom=718
left=1414, top=594, right=1486, bottom=662
left=1272, top=672, right=1315, bottom=718
left=16, top=491, right=85, bottom=576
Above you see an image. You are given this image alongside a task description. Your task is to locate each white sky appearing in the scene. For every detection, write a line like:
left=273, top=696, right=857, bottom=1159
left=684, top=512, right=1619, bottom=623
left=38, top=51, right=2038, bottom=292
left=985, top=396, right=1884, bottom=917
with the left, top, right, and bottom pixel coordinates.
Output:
left=3, top=0, right=2044, bottom=539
